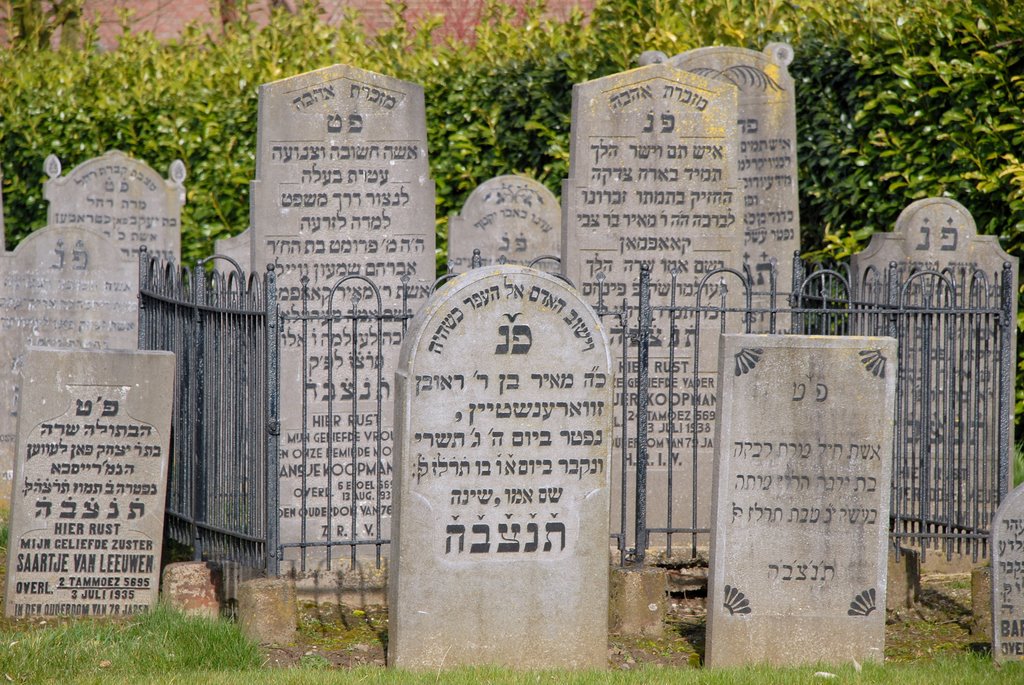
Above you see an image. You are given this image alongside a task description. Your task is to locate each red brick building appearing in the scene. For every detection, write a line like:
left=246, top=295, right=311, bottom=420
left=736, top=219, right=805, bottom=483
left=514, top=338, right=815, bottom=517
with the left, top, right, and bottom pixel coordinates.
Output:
left=36, top=0, right=593, bottom=49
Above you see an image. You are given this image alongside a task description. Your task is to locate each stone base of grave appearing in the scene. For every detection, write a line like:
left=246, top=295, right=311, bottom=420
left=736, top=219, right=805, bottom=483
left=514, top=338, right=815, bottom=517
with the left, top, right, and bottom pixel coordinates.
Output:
left=161, top=561, right=223, bottom=618
left=919, top=551, right=975, bottom=574
left=282, top=561, right=388, bottom=608
left=237, top=578, right=297, bottom=646
left=887, top=547, right=921, bottom=610
left=609, top=566, right=668, bottom=637
left=971, top=565, right=992, bottom=639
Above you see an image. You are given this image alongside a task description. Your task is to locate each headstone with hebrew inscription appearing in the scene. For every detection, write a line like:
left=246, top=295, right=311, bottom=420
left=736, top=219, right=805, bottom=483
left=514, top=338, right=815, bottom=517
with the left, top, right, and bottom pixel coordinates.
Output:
left=850, top=198, right=1018, bottom=553
left=706, top=334, right=896, bottom=667
left=562, top=63, right=742, bottom=550
left=671, top=43, right=799, bottom=316
left=993, top=483, right=1024, bottom=663
left=0, top=227, right=138, bottom=507
left=4, top=348, right=174, bottom=619
left=251, top=65, right=436, bottom=570
left=389, top=265, right=612, bottom=669
left=447, top=175, right=561, bottom=271
left=44, top=150, right=184, bottom=262
left=213, top=228, right=252, bottom=273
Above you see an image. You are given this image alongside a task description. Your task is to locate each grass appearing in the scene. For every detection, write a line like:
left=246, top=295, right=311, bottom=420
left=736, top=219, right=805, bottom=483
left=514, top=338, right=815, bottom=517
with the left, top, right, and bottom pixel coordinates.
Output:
left=15, top=654, right=1022, bottom=685
left=0, top=605, right=262, bottom=682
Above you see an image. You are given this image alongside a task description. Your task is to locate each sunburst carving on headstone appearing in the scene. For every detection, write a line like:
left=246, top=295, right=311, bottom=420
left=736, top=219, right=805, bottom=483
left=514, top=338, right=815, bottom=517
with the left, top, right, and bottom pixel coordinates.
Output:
left=722, top=584, right=752, bottom=615
left=858, top=349, right=887, bottom=378
left=734, top=348, right=763, bottom=376
left=847, top=588, right=877, bottom=616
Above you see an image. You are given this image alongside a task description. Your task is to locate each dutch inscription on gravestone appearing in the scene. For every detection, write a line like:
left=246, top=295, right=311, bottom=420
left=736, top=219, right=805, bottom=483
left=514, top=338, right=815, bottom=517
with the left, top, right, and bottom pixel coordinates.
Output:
left=671, top=43, right=800, bottom=316
left=707, top=335, right=896, bottom=667
left=447, top=175, right=561, bottom=271
left=44, top=150, right=185, bottom=262
left=562, top=62, right=743, bottom=548
left=850, top=198, right=1019, bottom=548
left=4, top=348, right=174, bottom=618
left=993, top=483, right=1024, bottom=663
left=250, top=64, right=436, bottom=569
left=0, top=227, right=138, bottom=506
left=389, top=266, right=612, bottom=669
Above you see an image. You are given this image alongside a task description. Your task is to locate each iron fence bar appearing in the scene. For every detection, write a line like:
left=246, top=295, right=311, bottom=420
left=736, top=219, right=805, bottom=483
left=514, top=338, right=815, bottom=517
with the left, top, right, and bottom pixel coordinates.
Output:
left=300, top=275, right=310, bottom=573
left=633, top=264, right=651, bottom=564
left=266, top=266, right=280, bottom=576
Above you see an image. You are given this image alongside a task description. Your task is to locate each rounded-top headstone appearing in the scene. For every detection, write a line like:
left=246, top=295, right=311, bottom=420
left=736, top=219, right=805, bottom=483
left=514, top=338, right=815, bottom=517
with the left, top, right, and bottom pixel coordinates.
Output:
left=43, top=150, right=184, bottom=262
left=447, top=175, right=561, bottom=271
left=389, top=265, right=612, bottom=670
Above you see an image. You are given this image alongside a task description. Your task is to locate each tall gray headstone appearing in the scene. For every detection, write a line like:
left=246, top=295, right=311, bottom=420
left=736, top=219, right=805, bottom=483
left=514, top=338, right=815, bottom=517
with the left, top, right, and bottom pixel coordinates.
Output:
left=389, top=265, right=612, bottom=669
left=0, top=227, right=138, bottom=507
left=850, top=198, right=1018, bottom=550
left=250, top=65, right=436, bottom=570
left=707, top=334, right=897, bottom=667
left=447, top=175, right=561, bottom=271
left=43, top=150, right=185, bottom=262
left=993, top=483, right=1024, bottom=663
left=213, top=228, right=252, bottom=272
left=562, top=62, right=743, bottom=548
left=671, top=43, right=800, bottom=312
left=4, top=348, right=174, bottom=619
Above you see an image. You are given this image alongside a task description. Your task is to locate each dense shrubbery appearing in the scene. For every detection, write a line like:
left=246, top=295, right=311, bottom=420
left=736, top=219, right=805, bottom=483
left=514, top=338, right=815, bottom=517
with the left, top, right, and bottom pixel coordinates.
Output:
left=2, top=0, right=1022, bottom=262
left=1, top=0, right=1023, bottom=417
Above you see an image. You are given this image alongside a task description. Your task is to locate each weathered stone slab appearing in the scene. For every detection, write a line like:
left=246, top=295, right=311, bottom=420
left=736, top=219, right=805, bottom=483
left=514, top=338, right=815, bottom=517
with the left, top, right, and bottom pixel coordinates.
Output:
left=0, top=227, right=138, bottom=507
left=992, top=483, right=1024, bottom=663
left=850, top=198, right=1018, bottom=553
left=389, top=265, right=612, bottom=669
left=4, top=348, right=174, bottom=619
left=213, top=227, right=252, bottom=273
left=562, top=63, right=743, bottom=548
left=447, top=175, right=561, bottom=271
left=250, top=65, right=436, bottom=570
left=706, top=334, right=897, bottom=667
left=671, top=43, right=799, bottom=317
left=44, top=150, right=185, bottom=262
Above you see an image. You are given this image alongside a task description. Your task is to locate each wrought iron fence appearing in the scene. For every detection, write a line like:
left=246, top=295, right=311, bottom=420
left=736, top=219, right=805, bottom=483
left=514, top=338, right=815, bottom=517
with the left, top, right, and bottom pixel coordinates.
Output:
left=138, top=249, right=278, bottom=571
left=146, top=249, right=1014, bottom=574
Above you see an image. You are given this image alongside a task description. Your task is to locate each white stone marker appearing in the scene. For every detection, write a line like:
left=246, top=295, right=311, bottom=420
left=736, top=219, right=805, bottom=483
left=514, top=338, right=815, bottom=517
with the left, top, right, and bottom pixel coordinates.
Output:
left=672, top=43, right=800, bottom=317
left=707, top=334, right=897, bottom=667
left=447, top=175, right=561, bottom=271
left=993, top=483, right=1024, bottom=663
left=0, top=226, right=138, bottom=507
left=4, top=348, right=174, bottom=618
left=562, top=62, right=743, bottom=550
left=389, top=265, right=612, bottom=669
left=43, top=150, right=185, bottom=262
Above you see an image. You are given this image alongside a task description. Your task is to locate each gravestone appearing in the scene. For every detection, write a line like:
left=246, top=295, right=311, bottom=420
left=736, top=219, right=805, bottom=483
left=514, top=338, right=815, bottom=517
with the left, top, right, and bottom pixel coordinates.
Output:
left=447, top=175, right=561, bottom=271
left=562, top=62, right=743, bottom=549
left=850, top=198, right=1019, bottom=554
left=706, top=334, right=897, bottom=667
left=44, top=150, right=185, bottom=262
left=0, top=227, right=138, bottom=507
left=993, top=483, right=1024, bottom=663
left=389, top=265, right=612, bottom=669
left=213, top=228, right=252, bottom=272
left=249, top=64, right=436, bottom=570
left=671, top=43, right=799, bottom=314
left=4, top=348, right=174, bottom=618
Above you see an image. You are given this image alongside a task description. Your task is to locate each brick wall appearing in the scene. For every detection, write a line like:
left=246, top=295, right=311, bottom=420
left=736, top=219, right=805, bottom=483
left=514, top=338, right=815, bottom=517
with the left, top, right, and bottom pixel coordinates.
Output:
left=67, top=0, right=593, bottom=49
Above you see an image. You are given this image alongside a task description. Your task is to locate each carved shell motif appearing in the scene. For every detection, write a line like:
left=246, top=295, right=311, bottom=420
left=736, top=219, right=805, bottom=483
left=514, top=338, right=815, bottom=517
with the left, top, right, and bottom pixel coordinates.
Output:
left=722, top=584, right=752, bottom=615
left=734, top=348, right=764, bottom=376
left=848, top=588, right=877, bottom=617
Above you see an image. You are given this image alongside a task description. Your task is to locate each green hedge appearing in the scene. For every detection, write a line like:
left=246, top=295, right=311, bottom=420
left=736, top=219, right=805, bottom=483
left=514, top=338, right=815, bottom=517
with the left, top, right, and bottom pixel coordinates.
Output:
left=1, top=0, right=1023, bottom=418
